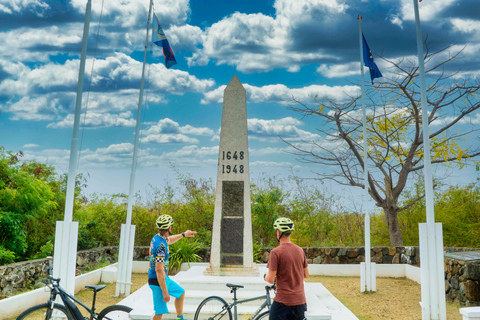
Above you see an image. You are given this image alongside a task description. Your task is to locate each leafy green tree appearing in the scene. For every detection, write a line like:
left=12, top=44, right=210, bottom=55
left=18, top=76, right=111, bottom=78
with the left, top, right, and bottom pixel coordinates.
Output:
left=0, top=148, right=58, bottom=260
left=286, top=44, right=480, bottom=246
left=251, top=179, right=288, bottom=247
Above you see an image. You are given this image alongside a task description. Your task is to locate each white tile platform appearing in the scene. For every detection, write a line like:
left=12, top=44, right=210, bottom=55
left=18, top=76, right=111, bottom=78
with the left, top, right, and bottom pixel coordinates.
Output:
left=119, top=265, right=358, bottom=320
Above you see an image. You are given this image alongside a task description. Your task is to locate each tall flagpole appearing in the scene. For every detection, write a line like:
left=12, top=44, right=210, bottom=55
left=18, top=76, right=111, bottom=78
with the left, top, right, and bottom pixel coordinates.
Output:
left=358, top=14, right=375, bottom=293
left=413, top=0, right=446, bottom=319
left=53, top=0, right=91, bottom=296
left=116, top=0, right=153, bottom=297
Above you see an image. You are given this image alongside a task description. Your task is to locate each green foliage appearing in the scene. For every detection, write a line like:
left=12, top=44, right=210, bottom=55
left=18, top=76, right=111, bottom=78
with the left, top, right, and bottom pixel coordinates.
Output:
left=168, top=239, right=202, bottom=275
left=0, top=148, right=57, bottom=259
left=30, top=240, right=54, bottom=260
left=251, top=182, right=287, bottom=247
left=371, top=182, right=480, bottom=247
left=2, top=147, right=480, bottom=266
left=253, top=241, right=263, bottom=263
left=0, top=245, right=16, bottom=264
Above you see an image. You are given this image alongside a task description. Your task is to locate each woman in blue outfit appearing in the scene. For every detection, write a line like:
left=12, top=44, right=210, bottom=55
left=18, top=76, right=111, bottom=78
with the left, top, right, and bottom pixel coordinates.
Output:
left=148, top=214, right=197, bottom=320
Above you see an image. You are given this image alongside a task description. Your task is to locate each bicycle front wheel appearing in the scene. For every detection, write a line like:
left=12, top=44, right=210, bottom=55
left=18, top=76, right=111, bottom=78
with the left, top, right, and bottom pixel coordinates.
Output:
left=254, top=311, right=269, bottom=320
left=16, top=303, right=72, bottom=320
left=194, top=296, right=232, bottom=320
left=97, top=305, right=132, bottom=320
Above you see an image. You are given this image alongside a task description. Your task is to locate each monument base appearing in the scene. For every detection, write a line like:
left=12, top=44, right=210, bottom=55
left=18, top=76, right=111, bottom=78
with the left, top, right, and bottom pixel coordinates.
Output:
left=204, top=264, right=259, bottom=277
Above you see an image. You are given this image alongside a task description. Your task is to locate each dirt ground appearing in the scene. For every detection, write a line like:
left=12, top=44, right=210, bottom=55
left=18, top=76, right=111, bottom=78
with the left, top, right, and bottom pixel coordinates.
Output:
left=306, top=276, right=463, bottom=320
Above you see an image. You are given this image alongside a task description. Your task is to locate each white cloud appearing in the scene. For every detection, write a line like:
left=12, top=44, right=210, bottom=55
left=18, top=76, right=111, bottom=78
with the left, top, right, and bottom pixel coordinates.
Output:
left=3, top=96, right=58, bottom=121
left=317, top=62, right=359, bottom=78
left=187, top=0, right=345, bottom=73
left=167, top=24, right=204, bottom=50
left=71, top=0, right=190, bottom=27
left=48, top=111, right=136, bottom=129
left=0, top=53, right=215, bottom=123
left=161, top=145, right=219, bottom=160
left=23, top=143, right=39, bottom=148
left=248, top=117, right=323, bottom=142
left=0, top=0, right=49, bottom=15
left=140, top=118, right=214, bottom=144
left=451, top=18, right=480, bottom=40
left=201, top=83, right=360, bottom=104
left=390, top=14, right=403, bottom=29
left=398, top=0, right=456, bottom=22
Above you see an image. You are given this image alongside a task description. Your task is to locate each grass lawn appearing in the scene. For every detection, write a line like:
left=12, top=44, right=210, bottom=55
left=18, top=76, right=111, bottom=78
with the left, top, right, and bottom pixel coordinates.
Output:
left=306, top=276, right=463, bottom=320
left=11, top=273, right=464, bottom=320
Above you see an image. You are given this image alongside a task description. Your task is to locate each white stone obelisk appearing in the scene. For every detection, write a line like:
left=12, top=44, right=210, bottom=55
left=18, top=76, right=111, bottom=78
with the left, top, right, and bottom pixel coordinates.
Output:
left=207, top=75, right=256, bottom=275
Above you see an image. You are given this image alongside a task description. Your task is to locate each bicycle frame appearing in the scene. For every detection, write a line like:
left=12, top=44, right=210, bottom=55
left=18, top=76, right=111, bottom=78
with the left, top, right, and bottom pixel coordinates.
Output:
left=229, top=285, right=274, bottom=320
left=47, top=275, right=98, bottom=320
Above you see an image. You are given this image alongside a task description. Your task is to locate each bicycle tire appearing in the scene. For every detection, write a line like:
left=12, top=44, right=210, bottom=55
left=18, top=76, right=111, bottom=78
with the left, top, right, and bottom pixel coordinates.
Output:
left=16, top=303, right=73, bottom=320
left=194, top=296, right=232, bottom=320
left=254, top=311, right=269, bottom=320
left=97, top=305, right=132, bottom=320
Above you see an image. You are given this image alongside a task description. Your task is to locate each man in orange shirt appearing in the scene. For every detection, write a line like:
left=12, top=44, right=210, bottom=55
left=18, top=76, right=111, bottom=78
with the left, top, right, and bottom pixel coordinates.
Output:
left=264, top=217, right=309, bottom=320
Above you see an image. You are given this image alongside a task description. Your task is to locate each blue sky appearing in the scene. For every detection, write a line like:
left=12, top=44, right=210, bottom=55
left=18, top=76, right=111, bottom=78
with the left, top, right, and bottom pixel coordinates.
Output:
left=1, top=0, right=479, bottom=203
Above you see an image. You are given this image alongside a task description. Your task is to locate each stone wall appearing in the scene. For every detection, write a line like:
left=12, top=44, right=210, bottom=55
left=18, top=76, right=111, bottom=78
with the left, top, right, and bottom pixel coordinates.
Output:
left=1, top=246, right=478, bottom=299
left=0, top=246, right=150, bottom=298
left=445, top=256, right=480, bottom=306
left=259, top=246, right=420, bottom=265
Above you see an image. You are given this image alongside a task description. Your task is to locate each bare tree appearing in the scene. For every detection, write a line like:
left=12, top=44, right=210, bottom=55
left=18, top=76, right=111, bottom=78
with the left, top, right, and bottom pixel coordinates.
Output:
left=285, top=44, right=480, bottom=246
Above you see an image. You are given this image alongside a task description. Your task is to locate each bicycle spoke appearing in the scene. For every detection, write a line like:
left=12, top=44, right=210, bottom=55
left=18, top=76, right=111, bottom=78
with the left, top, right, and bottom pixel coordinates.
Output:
left=194, top=297, right=232, bottom=320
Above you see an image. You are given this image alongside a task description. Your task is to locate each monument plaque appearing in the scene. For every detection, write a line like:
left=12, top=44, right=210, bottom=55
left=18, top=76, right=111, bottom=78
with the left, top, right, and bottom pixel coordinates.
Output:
left=207, top=75, right=255, bottom=275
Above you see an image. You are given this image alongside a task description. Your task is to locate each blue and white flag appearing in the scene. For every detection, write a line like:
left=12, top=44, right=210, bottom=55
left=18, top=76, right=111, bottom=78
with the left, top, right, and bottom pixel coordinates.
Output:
left=362, top=33, right=382, bottom=84
left=152, top=14, right=177, bottom=69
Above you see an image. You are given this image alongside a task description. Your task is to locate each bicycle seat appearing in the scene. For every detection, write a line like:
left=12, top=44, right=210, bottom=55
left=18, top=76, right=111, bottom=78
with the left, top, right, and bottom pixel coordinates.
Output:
left=85, top=285, right=106, bottom=292
left=226, top=283, right=244, bottom=289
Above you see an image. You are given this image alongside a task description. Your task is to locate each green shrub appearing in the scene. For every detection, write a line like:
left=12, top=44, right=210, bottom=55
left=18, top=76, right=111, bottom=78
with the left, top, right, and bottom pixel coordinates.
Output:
left=168, top=239, right=202, bottom=275
left=30, top=240, right=54, bottom=260
left=0, top=246, right=15, bottom=264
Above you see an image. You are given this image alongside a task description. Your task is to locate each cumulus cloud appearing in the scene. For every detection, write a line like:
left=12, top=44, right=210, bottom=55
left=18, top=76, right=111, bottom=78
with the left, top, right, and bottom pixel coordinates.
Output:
left=140, top=118, right=214, bottom=144
left=397, top=0, right=457, bottom=22
left=187, top=0, right=345, bottom=73
left=161, top=145, right=219, bottom=160
left=48, top=111, right=136, bottom=129
left=248, top=117, right=322, bottom=142
left=317, top=62, right=359, bottom=78
left=201, top=83, right=360, bottom=104
left=0, top=53, right=215, bottom=123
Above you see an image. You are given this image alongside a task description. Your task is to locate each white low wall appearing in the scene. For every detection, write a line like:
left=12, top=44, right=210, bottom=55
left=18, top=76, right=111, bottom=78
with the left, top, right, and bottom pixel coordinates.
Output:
left=0, top=262, right=421, bottom=320
left=1, top=267, right=107, bottom=320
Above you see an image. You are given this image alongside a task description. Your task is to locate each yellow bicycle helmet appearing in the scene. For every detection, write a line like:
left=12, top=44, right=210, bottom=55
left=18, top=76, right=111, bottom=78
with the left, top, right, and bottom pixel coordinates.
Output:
left=273, top=217, right=295, bottom=232
left=156, top=214, right=174, bottom=230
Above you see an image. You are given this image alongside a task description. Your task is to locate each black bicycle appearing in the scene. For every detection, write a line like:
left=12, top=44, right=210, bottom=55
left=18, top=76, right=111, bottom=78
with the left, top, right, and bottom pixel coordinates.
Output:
left=16, top=267, right=132, bottom=320
left=194, top=283, right=275, bottom=320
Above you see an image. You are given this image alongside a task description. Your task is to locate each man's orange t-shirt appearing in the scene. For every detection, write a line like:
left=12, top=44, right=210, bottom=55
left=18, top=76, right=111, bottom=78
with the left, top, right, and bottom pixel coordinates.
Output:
left=266, top=242, right=308, bottom=306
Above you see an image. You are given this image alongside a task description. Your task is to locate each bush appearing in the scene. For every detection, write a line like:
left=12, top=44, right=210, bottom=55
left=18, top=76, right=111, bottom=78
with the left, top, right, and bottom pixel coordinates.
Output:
left=168, top=239, right=202, bottom=275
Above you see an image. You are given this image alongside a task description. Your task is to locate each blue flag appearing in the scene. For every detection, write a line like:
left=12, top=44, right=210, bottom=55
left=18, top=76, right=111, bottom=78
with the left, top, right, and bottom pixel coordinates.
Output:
left=362, top=33, right=382, bottom=84
left=153, top=14, right=177, bottom=69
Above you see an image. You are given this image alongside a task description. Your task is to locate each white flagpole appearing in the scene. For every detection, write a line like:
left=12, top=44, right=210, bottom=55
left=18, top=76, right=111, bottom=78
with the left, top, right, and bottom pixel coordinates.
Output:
left=53, top=0, right=91, bottom=296
left=116, top=0, right=153, bottom=297
left=358, top=14, right=374, bottom=293
left=413, top=0, right=446, bottom=318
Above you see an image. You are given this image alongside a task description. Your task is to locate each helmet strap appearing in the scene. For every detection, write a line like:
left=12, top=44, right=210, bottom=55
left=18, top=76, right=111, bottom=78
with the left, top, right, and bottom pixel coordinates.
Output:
left=276, top=231, right=284, bottom=242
